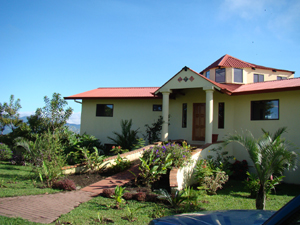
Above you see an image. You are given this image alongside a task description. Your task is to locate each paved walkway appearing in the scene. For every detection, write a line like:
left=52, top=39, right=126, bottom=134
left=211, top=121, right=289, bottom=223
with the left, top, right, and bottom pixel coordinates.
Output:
left=0, top=164, right=140, bottom=224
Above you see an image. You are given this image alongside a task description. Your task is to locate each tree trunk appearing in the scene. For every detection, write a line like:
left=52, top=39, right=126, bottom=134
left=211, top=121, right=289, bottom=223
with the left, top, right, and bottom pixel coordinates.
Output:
left=256, top=184, right=266, bottom=210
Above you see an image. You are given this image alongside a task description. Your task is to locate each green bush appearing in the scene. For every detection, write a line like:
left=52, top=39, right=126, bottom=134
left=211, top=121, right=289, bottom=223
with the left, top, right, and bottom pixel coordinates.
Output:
left=194, top=159, right=229, bottom=195
left=15, top=130, right=66, bottom=187
left=0, top=143, right=12, bottom=160
left=139, top=143, right=192, bottom=187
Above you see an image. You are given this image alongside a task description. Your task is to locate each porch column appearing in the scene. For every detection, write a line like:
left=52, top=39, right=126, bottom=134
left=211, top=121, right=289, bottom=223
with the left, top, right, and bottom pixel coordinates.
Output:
left=203, top=87, right=214, bottom=144
left=161, top=90, right=171, bottom=142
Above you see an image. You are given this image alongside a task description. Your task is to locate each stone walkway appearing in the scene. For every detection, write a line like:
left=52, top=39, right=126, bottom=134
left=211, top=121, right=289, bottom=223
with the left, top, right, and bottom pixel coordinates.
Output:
left=0, top=164, right=140, bottom=224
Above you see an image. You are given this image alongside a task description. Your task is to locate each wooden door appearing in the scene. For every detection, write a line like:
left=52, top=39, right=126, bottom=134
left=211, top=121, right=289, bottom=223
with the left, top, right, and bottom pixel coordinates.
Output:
left=193, top=103, right=205, bottom=141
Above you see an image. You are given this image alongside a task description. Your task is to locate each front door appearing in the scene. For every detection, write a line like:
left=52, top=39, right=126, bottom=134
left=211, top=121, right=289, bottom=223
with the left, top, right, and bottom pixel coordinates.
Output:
left=193, top=103, right=205, bottom=141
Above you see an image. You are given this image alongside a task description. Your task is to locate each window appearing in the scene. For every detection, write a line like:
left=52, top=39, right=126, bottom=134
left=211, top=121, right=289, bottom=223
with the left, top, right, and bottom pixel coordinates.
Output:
left=182, top=103, right=187, bottom=128
left=254, top=74, right=264, bottom=83
left=205, top=70, right=210, bottom=79
left=277, top=76, right=287, bottom=80
left=234, top=68, right=243, bottom=83
left=251, top=100, right=279, bottom=120
left=96, top=104, right=113, bottom=117
left=153, top=104, right=162, bottom=111
left=215, top=68, right=225, bottom=83
left=218, top=103, right=225, bottom=128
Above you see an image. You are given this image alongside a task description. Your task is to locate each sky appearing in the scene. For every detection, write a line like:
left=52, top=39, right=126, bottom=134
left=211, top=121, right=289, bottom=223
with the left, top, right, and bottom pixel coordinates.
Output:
left=1, top=0, right=299, bottom=125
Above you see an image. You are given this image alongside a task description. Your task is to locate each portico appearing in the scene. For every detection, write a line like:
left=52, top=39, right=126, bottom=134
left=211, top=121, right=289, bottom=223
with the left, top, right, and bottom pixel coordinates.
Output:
left=155, top=67, right=219, bottom=144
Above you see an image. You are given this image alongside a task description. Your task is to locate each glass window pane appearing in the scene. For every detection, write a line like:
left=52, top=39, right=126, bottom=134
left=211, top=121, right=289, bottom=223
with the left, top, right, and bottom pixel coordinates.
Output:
left=218, top=102, right=225, bottom=128
left=234, top=68, right=243, bottom=83
left=182, top=103, right=187, bottom=128
left=153, top=105, right=162, bottom=111
left=206, top=71, right=210, bottom=79
left=96, top=104, right=113, bottom=117
left=215, top=68, right=225, bottom=83
left=251, top=100, right=279, bottom=120
left=254, top=74, right=259, bottom=83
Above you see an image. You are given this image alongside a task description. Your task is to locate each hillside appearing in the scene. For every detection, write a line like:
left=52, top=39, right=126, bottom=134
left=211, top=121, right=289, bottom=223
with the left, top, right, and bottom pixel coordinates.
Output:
left=2, top=117, right=80, bottom=134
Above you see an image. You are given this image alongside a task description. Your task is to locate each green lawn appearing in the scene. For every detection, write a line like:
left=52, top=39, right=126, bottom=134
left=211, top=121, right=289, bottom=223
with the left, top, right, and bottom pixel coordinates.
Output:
left=0, top=161, right=61, bottom=198
left=1, top=161, right=300, bottom=224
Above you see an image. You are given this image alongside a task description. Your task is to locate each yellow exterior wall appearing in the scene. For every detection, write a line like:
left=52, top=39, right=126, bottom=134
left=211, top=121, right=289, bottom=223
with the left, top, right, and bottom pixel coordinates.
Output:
left=80, top=98, right=163, bottom=144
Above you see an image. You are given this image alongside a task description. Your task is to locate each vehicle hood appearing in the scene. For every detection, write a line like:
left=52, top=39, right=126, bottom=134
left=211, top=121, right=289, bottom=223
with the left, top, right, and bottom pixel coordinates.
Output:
left=149, top=210, right=276, bottom=225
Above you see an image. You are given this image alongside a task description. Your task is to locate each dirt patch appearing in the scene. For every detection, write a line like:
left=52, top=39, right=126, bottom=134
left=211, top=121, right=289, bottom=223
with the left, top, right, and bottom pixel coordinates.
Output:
left=65, top=172, right=108, bottom=188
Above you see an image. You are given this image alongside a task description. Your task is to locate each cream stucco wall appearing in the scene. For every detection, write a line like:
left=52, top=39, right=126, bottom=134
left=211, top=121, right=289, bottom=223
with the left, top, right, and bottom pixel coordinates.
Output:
left=80, top=98, right=163, bottom=144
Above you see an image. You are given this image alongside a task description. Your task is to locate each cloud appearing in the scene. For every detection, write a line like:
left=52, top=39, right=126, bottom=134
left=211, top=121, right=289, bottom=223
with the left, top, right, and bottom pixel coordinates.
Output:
left=67, top=112, right=81, bottom=125
left=219, top=0, right=269, bottom=20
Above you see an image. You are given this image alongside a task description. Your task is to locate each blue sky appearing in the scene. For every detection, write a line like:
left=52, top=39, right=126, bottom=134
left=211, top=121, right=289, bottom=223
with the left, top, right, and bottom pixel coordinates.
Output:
left=1, top=0, right=299, bottom=124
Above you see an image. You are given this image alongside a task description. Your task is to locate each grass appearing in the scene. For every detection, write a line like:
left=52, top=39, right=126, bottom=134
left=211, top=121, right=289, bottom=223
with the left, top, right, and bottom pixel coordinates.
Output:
left=0, top=161, right=300, bottom=224
left=0, top=161, right=61, bottom=198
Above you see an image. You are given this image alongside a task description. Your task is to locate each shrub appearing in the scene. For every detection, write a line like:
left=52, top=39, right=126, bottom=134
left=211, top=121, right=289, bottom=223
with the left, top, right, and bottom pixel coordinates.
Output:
left=52, top=179, right=76, bottom=191
left=206, top=147, right=234, bottom=175
left=146, top=193, right=158, bottom=202
left=0, top=143, right=12, bottom=160
left=230, top=160, right=248, bottom=180
left=15, top=130, right=66, bottom=187
left=243, top=171, right=284, bottom=198
left=110, top=154, right=131, bottom=173
left=107, top=119, right=139, bottom=152
left=200, top=169, right=229, bottom=195
left=135, top=192, right=147, bottom=201
left=102, top=188, right=114, bottom=198
left=139, top=142, right=192, bottom=187
left=194, top=159, right=229, bottom=195
left=123, top=192, right=134, bottom=200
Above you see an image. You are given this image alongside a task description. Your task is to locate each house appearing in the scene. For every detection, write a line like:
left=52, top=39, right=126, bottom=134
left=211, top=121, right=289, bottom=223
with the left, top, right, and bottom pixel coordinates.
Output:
left=65, top=54, right=300, bottom=184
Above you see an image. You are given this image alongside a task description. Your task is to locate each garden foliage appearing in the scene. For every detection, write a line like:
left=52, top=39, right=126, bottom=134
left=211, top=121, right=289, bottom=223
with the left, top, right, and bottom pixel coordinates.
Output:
left=139, top=142, right=192, bottom=187
left=108, top=119, right=139, bottom=152
left=0, top=143, right=12, bottom=160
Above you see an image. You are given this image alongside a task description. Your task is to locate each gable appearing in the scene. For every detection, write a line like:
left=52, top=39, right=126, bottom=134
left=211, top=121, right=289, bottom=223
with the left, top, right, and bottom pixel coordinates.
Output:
left=155, top=67, right=221, bottom=93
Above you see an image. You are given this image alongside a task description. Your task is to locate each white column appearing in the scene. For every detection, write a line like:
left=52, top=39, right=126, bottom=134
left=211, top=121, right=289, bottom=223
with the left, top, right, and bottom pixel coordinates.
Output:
left=161, top=91, right=171, bottom=142
left=203, top=87, right=214, bottom=144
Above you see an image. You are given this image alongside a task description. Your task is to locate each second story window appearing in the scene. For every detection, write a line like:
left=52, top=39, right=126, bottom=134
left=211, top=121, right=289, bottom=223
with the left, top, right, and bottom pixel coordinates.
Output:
left=254, top=74, right=264, bottom=83
left=277, top=76, right=287, bottom=80
left=215, top=68, right=225, bottom=83
left=234, top=68, right=243, bottom=83
left=205, top=70, right=210, bottom=79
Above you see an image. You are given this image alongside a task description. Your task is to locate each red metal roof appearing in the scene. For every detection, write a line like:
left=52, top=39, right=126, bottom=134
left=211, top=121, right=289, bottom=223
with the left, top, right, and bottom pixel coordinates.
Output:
left=64, top=87, right=160, bottom=99
left=200, top=54, right=294, bottom=74
left=223, top=77, right=300, bottom=95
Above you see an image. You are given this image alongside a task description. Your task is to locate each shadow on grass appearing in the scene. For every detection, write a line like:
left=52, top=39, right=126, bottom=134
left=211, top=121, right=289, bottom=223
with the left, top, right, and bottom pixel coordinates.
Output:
left=0, top=166, right=21, bottom=171
left=0, top=174, right=35, bottom=181
left=217, top=179, right=300, bottom=198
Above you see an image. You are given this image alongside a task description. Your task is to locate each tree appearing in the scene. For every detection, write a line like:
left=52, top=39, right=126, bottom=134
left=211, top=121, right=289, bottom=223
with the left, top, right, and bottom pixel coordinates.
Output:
left=0, top=95, right=22, bottom=134
left=29, top=93, right=73, bottom=133
left=224, top=127, right=297, bottom=209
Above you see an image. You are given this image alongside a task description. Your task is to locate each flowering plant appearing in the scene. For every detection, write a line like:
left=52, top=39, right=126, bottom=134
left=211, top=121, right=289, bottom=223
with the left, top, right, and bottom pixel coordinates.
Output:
left=139, top=143, right=192, bottom=187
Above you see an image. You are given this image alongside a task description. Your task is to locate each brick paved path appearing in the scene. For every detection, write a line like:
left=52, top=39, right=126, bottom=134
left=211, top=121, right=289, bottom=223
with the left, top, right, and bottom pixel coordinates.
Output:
left=0, top=164, right=140, bottom=224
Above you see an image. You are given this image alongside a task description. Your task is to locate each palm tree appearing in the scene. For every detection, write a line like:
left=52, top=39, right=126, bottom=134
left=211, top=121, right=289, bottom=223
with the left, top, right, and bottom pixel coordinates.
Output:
left=108, top=119, right=139, bottom=151
left=224, top=127, right=297, bottom=210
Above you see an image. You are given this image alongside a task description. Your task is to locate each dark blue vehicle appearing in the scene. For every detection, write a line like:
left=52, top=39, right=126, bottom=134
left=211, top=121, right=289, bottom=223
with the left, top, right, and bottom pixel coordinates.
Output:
left=149, top=195, right=300, bottom=225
